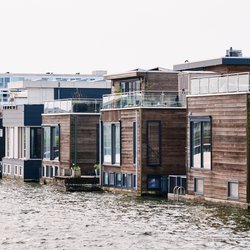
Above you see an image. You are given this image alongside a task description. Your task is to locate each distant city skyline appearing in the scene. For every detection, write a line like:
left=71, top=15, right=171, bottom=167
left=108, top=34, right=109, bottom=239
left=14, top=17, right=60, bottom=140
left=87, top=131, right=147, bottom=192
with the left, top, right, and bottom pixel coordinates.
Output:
left=1, top=0, right=250, bottom=75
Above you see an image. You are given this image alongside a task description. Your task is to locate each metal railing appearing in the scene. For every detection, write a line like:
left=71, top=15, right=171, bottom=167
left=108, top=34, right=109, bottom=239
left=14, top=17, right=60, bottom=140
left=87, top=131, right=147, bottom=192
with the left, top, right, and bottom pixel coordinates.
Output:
left=190, top=72, right=250, bottom=95
left=44, top=98, right=102, bottom=114
left=102, top=91, right=186, bottom=110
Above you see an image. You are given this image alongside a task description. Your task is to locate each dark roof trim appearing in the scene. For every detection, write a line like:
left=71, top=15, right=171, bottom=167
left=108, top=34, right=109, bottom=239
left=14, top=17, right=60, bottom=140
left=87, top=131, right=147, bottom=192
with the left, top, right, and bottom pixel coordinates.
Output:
left=173, top=57, right=250, bottom=71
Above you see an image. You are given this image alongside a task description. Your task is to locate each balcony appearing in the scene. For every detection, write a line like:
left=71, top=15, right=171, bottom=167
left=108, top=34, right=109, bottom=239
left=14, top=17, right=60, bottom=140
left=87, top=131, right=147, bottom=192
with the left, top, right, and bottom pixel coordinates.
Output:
left=44, top=99, right=102, bottom=114
left=102, top=91, right=186, bottom=110
left=190, top=72, right=250, bottom=95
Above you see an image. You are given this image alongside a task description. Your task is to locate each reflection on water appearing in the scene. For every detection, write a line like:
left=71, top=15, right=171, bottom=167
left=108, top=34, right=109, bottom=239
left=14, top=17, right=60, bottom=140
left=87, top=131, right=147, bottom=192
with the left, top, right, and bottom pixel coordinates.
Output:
left=0, top=179, right=249, bottom=250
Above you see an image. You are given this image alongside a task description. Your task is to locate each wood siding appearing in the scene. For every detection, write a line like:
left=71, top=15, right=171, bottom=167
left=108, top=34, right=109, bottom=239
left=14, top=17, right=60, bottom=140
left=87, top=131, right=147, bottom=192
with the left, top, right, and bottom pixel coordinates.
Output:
left=42, top=114, right=100, bottom=175
left=101, top=107, right=187, bottom=195
left=140, top=108, right=186, bottom=193
left=111, top=72, right=178, bottom=94
left=187, top=94, right=249, bottom=203
left=71, top=115, right=100, bottom=175
left=199, top=65, right=250, bottom=74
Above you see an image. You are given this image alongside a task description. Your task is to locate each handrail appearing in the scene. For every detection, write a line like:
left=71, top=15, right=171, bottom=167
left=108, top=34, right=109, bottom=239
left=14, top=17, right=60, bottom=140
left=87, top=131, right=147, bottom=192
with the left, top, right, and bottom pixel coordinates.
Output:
left=173, top=185, right=186, bottom=201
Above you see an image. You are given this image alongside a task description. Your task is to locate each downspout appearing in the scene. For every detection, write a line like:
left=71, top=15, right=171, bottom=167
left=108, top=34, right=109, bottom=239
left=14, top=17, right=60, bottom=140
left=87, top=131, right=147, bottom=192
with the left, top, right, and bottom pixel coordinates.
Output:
left=99, top=115, right=102, bottom=186
left=135, top=109, right=138, bottom=190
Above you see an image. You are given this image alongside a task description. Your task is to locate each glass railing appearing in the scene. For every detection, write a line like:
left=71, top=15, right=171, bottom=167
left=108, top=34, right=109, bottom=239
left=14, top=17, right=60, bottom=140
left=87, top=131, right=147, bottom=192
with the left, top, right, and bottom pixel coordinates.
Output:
left=44, top=99, right=102, bottom=114
left=102, top=91, right=186, bottom=109
left=190, top=72, right=250, bottom=95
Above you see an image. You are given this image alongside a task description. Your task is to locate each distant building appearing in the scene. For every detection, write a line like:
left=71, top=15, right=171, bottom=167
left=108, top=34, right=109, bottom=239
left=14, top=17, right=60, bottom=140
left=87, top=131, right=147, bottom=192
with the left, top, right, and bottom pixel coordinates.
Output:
left=0, top=71, right=108, bottom=105
left=1, top=73, right=111, bottom=181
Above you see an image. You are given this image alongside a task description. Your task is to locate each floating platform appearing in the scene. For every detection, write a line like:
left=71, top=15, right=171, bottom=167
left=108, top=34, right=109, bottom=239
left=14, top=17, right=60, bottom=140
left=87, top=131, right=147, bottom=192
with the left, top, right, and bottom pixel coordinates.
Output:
left=41, top=176, right=102, bottom=192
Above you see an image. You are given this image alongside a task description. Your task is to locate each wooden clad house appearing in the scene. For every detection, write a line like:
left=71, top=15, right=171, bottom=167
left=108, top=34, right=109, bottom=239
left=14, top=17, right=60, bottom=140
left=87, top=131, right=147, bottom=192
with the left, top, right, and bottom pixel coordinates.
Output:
left=186, top=72, right=250, bottom=208
left=100, top=68, right=187, bottom=195
left=41, top=99, right=101, bottom=181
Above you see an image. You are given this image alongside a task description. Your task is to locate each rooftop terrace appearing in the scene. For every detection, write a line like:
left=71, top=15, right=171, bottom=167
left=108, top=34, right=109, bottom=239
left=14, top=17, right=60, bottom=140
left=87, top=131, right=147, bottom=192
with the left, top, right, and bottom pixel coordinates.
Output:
left=102, top=91, right=186, bottom=110
left=190, top=72, right=250, bottom=95
left=44, top=99, right=102, bottom=114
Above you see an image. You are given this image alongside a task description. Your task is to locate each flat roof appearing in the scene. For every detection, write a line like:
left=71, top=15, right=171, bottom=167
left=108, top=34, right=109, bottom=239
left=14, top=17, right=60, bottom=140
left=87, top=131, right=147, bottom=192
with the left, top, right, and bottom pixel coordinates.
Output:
left=173, top=57, right=250, bottom=71
left=105, top=68, right=178, bottom=80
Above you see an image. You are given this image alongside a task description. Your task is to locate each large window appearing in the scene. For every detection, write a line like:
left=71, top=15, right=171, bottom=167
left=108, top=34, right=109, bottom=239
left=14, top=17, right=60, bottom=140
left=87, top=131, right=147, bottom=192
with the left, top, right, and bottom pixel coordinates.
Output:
left=30, top=127, right=41, bottom=159
left=43, top=127, right=51, bottom=159
left=147, top=121, right=161, bottom=166
left=51, top=127, right=59, bottom=160
left=103, top=123, right=120, bottom=165
left=18, top=127, right=27, bottom=159
left=120, top=78, right=141, bottom=93
left=190, top=117, right=211, bottom=169
left=43, top=126, right=60, bottom=160
left=133, top=122, right=136, bottom=165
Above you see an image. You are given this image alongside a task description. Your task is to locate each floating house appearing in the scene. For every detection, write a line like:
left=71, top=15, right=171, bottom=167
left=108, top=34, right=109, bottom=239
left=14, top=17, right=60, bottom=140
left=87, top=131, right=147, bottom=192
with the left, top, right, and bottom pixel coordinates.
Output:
left=41, top=99, right=101, bottom=182
left=2, top=74, right=111, bottom=181
left=100, top=68, right=187, bottom=195
left=174, top=48, right=250, bottom=208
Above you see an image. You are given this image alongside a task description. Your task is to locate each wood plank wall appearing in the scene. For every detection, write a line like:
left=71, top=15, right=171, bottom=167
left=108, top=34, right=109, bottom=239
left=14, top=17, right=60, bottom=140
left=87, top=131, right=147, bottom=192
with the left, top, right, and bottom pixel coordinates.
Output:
left=187, top=94, right=249, bottom=203
left=140, top=108, right=187, bottom=192
left=42, top=114, right=71, bottom=171
left=71, top=114, right=100, bottom=175
left=42, top=114, right=100, bottom=175
left=112, top=72, right=178, bottom=94
left=101, top=107, right=186, bottom=194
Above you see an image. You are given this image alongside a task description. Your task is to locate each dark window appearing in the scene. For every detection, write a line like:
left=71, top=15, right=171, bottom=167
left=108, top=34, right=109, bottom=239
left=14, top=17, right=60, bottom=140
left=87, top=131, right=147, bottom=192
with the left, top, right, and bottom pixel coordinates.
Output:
left=132, top=174, right=137, bottom=188
left=190, top=117, right=211, bottom=169
left=30, top=127, right=41, bottom=159
left=51, top=127, right=59, bottom=160
left=122, top=173, right=127, bottom=187
left=133, top=122, right=136, bottom=165
left=115, top=173, right=122, bottom=187
left=103, top=172, right=109, bottom=185
left=109, top=172, right=115, bottom=186
left=147, top=175, right=161, bottom=190
left=55, top=166, right=58, bottom=177
left=42, top=126, right=60, bottom=161
left=96, top=124, right=100, bottom=163
left=46, top=165, right=50, bottom=177
left=147, top=121, right=161, bottom=166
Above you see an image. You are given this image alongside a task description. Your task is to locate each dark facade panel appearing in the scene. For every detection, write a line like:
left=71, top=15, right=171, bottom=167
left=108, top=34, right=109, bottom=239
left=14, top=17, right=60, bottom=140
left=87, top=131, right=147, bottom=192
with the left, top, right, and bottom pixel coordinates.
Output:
left=0, top=119, right=5, bottom=160
left=54, top=88, right=111, bottom=99
left=24, top=160, right=41, bottom=181
left=24, top=105, right=44, bottom=126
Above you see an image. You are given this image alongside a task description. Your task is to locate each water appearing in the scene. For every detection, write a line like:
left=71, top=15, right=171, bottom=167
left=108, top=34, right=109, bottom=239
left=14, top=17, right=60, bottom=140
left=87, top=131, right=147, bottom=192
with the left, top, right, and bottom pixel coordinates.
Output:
left=0, top=179, right=250, bottom=250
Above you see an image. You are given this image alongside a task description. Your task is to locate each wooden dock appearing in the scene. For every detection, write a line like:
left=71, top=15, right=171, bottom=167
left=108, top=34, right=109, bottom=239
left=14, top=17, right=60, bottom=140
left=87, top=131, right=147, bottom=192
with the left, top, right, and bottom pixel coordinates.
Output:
left=42, top=176, right=102, bottom=192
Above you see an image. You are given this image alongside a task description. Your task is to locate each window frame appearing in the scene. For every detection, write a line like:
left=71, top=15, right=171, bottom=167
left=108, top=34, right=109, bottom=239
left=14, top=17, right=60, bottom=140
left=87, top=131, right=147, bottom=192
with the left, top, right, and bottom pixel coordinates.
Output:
left=103, top=122, right=121, bottom=166
left=194, top=177, right=204, bottom=195
left=42, top=125, right=60, bottom=161
left=190, top=116, right=211, bottom=169
left=228, top=180, right=239, bottom=200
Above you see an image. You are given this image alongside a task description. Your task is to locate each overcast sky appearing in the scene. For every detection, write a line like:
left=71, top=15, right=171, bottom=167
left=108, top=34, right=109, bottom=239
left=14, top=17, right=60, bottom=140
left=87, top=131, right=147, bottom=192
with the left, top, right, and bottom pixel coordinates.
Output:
left=0, top=0, right=249, bottom=75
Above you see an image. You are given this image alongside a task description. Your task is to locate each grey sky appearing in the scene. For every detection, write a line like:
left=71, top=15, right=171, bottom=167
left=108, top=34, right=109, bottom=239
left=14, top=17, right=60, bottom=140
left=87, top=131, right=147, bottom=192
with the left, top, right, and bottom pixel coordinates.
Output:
left=0, top=0, right=249, bottom=75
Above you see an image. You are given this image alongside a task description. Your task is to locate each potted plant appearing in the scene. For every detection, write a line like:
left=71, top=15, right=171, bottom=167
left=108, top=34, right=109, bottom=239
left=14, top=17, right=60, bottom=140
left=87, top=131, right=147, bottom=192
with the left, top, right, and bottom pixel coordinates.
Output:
left=71, top=164, right=81, bottom=178
left=93, top=163, right=100, bottom=176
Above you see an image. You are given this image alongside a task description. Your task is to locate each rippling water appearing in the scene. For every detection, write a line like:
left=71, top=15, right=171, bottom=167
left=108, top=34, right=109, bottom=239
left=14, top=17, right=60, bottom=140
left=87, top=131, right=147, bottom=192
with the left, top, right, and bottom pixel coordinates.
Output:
left=0, top=179, right=250, bottom=250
